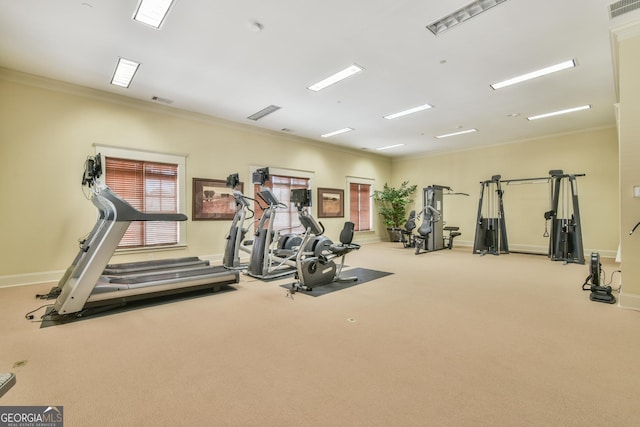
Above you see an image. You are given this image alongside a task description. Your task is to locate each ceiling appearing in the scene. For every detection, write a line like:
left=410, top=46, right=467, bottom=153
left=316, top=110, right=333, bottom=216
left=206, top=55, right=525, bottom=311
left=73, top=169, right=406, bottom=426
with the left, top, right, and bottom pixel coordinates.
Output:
left=1, top=0, right=639, bottom=158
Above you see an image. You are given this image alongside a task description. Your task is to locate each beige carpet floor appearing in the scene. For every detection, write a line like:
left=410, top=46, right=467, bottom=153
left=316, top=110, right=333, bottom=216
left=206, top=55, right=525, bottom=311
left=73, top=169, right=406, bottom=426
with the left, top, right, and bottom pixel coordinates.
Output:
left=1, top=243, right=638, bottom=426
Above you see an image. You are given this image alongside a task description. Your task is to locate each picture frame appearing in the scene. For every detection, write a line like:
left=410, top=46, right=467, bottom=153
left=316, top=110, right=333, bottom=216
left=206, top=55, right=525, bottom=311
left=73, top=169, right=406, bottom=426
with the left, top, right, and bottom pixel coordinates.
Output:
left=317, top=187, right=344, bottom=218
left=192, top=178, right=242, bottom=220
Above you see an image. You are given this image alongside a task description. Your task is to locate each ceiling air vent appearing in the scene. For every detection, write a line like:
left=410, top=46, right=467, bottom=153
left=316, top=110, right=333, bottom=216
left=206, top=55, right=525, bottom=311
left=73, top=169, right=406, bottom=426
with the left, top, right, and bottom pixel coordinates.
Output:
left=247, top=105, right=281, bottom=121
left=610, top=0, right=640, bottom=18
left=151, top=96, right=173, bottom=104
left=427, top=0, right=508, bottom=35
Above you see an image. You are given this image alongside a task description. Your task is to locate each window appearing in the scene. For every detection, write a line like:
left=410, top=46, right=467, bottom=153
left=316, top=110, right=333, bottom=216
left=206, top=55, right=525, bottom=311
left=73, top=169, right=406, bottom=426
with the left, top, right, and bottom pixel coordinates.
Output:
left=348, top=179, right=373, bottom=231
left=96, top=146, right=187, bottom=249
left=254, top=174, right=309, bottom=233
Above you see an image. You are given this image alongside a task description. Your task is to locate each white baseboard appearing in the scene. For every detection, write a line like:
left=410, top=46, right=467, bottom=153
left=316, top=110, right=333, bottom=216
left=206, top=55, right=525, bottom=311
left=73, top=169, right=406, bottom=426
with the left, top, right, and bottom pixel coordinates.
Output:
left=354, top=236, right=383, bottom=245
left=0, top=271, right=62, bottom=288
left=452, top=240, right=617, bottom=259
left=618, top=292, right=640, bottom=311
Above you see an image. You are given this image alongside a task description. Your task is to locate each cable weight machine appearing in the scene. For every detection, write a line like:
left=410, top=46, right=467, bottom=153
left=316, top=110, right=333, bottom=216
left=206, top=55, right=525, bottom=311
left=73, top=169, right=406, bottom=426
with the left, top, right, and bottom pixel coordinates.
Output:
left=473, top=175, right=508, bottom=255
left=473, top=170, right=585, bottom=263
left=545, top=170, right=585, bottom=264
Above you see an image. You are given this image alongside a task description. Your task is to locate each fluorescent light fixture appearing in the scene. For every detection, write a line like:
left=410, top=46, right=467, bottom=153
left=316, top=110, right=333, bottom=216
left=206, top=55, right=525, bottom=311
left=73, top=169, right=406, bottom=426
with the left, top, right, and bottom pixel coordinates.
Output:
left=491, top=59, right=576, bottom=90
left=111, top=57, right=140, bottom=88
left=133, top=0, right=175, bottom=29
left=308, top=65, right=363, bottom=92
left=435, top=129, right=478, bottom=139
left=527, top=105, right=591, bottom=121
left=321, top=127, right=354, bottom=138
left=427, top=0, right=508, bottom=35
left=383, top=104, right=433, bottom=120
left=247, top=105, right=281, bottom=121
left=376, top=144, right=405, bottom=151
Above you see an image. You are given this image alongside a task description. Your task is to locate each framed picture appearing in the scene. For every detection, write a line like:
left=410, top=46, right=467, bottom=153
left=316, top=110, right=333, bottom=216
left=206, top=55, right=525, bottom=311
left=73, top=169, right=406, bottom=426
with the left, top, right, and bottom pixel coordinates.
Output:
left=317, top=187, right=344, bottom=218
left=192, top=178, right=242, bottom=220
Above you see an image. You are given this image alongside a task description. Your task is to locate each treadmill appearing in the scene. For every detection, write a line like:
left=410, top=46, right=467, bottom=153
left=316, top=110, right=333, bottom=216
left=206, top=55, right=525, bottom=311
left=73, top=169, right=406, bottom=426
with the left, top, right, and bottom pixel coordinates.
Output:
left=46, top=155, right=239, bottom=320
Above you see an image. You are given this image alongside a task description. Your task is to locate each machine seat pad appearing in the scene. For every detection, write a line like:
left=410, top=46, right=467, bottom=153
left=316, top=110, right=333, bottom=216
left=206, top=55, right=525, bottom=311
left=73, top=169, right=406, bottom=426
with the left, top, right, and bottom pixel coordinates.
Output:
left=444, top=226, right=460, bottom=231
left=329, top=243, right=360, bottom=257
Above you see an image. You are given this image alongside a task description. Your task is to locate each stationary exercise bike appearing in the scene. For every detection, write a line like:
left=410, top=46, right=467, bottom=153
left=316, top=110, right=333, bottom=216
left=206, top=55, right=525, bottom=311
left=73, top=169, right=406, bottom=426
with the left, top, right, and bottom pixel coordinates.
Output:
left=289, top=189, right=360, bottom=293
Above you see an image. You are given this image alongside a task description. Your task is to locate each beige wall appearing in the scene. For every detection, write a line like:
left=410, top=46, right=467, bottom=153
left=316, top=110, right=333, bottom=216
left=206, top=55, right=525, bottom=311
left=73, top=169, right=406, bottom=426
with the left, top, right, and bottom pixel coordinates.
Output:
left=0, top=71, right=391, bottom=283
left=391, top=127, right=620, bottom=256
left=615, top=27, right=640, bottom=310
left=0, top=68, right=623, bottom=290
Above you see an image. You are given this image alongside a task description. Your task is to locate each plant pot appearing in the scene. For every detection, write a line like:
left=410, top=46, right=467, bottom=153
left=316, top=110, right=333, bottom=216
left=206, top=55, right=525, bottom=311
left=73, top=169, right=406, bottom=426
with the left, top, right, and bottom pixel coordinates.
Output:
left=387, top=227, right=403, bottom=242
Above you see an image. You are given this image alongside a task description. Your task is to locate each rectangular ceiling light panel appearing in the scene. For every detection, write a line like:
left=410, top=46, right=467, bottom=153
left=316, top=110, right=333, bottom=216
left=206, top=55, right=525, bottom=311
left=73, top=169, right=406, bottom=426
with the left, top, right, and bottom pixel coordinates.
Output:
left=491, top=59, right=576, bottom=90
left=321, top=127, right=354, bottom=138
left=111, top=57, right=140, bottom=88
left=383, top=103, right=433, bottom=120
left=308, top=65, right=364, bottom=92
left=435, top=129, right=478, bottom=139
left=527, top=105, right=591, bottom=121
left=133, top=0, right=175, bottom=29
left=247, top=105, right=281, bottom=121
left=427, top=0, right=508, bottom=35
left=376, top=144, right=405, bottom=151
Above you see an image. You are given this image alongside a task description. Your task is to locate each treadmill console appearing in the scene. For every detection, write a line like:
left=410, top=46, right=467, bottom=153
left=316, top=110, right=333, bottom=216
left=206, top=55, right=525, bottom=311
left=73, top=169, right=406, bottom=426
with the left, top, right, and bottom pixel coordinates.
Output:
left=252, top=167, right=270, bottom=185
left=82, top=154, right=102, bottom=186
left=226, top=173, right=240, bottom=189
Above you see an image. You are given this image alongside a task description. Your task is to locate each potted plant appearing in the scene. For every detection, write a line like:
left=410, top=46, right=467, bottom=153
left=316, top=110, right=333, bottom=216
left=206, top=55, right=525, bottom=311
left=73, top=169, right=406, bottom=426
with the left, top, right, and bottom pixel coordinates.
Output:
left=372, top=181, right=418, bottom=241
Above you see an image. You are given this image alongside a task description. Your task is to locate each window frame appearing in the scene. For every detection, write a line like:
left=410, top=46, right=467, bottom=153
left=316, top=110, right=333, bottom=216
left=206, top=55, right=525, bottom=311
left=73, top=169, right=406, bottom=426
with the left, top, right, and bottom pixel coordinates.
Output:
left=248, top=165, right=314, bottom=233
left=347, top=176, right=375, bottom=232
left=95, top=145, right=187, bottom=250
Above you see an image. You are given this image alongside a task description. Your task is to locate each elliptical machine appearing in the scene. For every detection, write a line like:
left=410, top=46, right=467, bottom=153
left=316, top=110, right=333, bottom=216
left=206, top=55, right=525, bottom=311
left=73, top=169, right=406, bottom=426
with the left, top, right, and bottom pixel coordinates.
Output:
left=289, top=189, right=360, bottom=293
left=245, top=168, right=301, bottom=280
left=222, top=173, right=257, bottom=270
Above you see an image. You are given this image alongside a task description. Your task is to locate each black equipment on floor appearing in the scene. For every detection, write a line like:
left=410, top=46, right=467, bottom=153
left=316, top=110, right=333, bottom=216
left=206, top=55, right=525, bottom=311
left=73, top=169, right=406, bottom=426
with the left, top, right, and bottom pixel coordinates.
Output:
left=473, top=175, right=508, bottom=256
left=546, top=170, right=585, bottom=264
left=46, top=154, right=239, bottom=320
left=582, top=253, right=616, bottom=304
